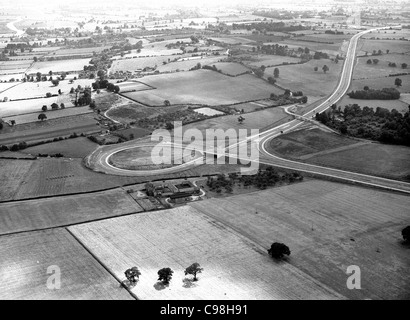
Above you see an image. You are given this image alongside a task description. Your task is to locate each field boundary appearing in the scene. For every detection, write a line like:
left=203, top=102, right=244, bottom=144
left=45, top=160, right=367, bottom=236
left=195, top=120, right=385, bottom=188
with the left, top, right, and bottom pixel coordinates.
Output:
left=65, top=227, right=139, bottom=300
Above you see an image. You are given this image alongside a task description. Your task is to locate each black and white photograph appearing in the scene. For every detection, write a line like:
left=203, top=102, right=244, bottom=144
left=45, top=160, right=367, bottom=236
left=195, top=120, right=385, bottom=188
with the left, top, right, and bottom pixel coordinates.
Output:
left=0, top=0, right=409, bottom=305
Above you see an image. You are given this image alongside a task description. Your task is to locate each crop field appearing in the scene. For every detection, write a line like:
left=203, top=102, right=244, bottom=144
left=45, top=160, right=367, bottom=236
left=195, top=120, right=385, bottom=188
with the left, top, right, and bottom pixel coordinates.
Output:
left=0, top=159, right=34, bottom=201
left=337, top=96, right=409, bottom=113
left=122, top=70, right=283, bottom=106
left=190, top=180, right=410, bottom=299
left=68, top=206, right=342, bottom=300
left=0, top=188, right=142, bottom=235
left=267, top=127, right=359, bottom=159
left=21, top=136, right=97, bottom=158
left=26, top=58, right=91, bottom=74
left=2, top=105, right=93, bottom=125
left=306, top=143, right=410, bottom=180
left=210, top=62, right=249, bottom=75
left=155, top=56, right=223, bottom=73
left=353, top=54, right=410, bottom=79
left=271, top=59, right=343, bottom=96
left=0, top=79, right=94, bottom=101
left=0, top=157, right=146, bottom=201
left=0, top=113, right=99, bottom=146
left=0, top=229, right=133, bottom=299
left=345, top=76, right=410, bottom=94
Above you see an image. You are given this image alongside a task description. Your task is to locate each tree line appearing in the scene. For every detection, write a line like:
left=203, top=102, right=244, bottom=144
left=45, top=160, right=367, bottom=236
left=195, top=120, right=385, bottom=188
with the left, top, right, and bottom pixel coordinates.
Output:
left=347, top=87, right=400, bottom=100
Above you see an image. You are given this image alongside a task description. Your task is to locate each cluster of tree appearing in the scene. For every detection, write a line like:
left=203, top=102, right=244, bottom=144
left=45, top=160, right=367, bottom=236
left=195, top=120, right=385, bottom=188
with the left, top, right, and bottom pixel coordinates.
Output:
left=37, top=153, right=64, bottom=158
left=233, top=21, right=308, bottom=33
left=91, top=79, right=120, bottom=93
left=238, top=167, right=303, bottom=190
left=252, top=10, right=296, bottom=20
left=316, top=104, right=410, bottom=146
left=206, top=174, right=234, bottom=193
left=256, top=43, right=290, bottom=56
left=366, top=58, right=379, bottom=65
left=347, top=87, right=400, bottom=100
left=313, top=51, right=329, bottom=60
left=270, top=90, right=308, bottom=104
left=76, top=87, right=93, bottom=106
left=123, top=263, right=203, bottom=288
left=324, top=30, right=344, bottom=35
left=268, top=242, right=291, bottom=259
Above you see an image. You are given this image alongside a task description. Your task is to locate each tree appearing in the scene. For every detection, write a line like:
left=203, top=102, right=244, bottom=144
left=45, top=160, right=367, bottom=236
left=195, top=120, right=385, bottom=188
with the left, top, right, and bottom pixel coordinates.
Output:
left=273, top=67, right=280, bottom=78
left=164, top=100, right=171, bottom=106
left=49, top=70, right=52, bottom=76
left=60, top=72, right=67, bottom=80
left=268, top=242, right=291, bottom=259
left=10, top=120, right=16, bottom=126
left=366, top=59, right=372, bottom=64
left=184, top=263, right=203, bottom=281
left=363, top=86, right=369, bottom=91
left=51, top=103, right=59, bottom=110
left=113, top=85, right=120, bottom=93
left=372, top=59, right=379, bottom=64
left=42, top=105, right=47, bottom=112
left=238, top=115, right=245, bottom=124
left=60, top=103, right=65, bottom=109
left=33, top=56, right=38, bottom=62
left=402, top=63, right=407, bottom=69
left=165, top=122, right=174, bottom=130
left=38, top=113, right=47, bottom=121
left=402, top=226, right=410, bottom=242
left=158, top=268, right=173, bottom=284
left=395, top=78, right=402, bottom=87
left=124, top=267, right=141, bottom=283
left=322, top=65, right=329, bottom=74
left=314, top=66, right=318, bottom=72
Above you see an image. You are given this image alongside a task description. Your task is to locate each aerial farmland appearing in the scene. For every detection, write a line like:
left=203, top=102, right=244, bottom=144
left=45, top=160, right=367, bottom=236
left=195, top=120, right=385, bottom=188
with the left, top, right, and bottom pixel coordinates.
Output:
left=0, top=0, right=410, bottom=306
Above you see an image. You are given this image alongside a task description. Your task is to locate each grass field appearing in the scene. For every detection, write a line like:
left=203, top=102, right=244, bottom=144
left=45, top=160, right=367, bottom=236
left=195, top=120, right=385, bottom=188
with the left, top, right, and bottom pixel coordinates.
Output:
left=0, top=96, right=74, bottom=118
left=68, top=206, right=342, bottom=299
left=210, top=62, right=250, bottom=76
left=245, top=55, right=301, bottom=69
left=122, top=70, right=283, bottom=106
left=268, top=127, right=410, bottom=180
left=358, top=39, right=410, bottom=55
left=269, top=59, right=343, bottom=96
left=110, top=55, right=183, bottom=73
left=2, top=105, right=93, bottom=125
left=155, top=56, right=223, bottom=73
left=0, top=78, right=94, bottom=101
left=110, top=145, right=202, bottom=170
left=337, top=96, right=409, bottom=113
left=0, top=188, right=143, bottom=235
left=345, top=76, right=410, bottom=94
left=0, top=114, right=100, bottom=146
left=190, top=180, right=410, bottom=299
left=21, top=136, right=97, bottom=158
left=267, top=127, right=359, bottom=159
left=26, top=59, right=91, bottom=74
left=307, top=143, right=410, bottom=180
left=353, top=54, right=410, bottom=79
left=0, top=229, right=133, bottom=299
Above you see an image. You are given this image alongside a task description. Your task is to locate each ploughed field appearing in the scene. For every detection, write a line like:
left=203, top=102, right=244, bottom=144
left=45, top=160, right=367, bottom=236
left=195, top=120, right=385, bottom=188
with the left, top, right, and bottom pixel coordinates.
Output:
left=120, top=69, right=282, bottom=106
left=68, top=206, right=343, bottom=300
left=190, top=180, right=410, bottom=299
